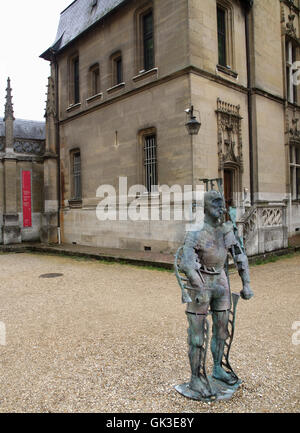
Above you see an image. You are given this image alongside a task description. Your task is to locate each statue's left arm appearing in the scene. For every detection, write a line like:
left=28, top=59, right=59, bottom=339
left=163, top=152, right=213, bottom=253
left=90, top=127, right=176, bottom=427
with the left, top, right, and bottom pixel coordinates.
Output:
left=224, top=223, right=254, bottom=300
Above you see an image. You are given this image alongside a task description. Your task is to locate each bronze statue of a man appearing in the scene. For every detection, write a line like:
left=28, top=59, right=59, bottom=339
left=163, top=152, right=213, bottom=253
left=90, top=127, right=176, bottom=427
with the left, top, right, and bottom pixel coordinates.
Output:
left=178, top=189, right=253, bottom=400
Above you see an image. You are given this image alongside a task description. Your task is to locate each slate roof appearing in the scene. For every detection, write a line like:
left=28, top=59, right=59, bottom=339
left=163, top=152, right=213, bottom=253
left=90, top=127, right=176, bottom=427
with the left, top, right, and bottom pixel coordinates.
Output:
left=41, top=0, right=129, bottom=59
left=41, top=0, right=254, bottom=59
left=0, top=118, right=45, bottom=140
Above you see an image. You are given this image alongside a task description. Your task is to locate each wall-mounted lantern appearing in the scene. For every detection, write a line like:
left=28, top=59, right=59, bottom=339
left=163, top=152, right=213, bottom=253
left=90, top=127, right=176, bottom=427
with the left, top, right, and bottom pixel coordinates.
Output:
left=185, top=106, right=201, bottom=136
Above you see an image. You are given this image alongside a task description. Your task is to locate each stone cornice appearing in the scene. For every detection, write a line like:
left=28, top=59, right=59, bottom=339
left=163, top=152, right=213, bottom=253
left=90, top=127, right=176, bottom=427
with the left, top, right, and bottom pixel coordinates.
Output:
left=0, top=154, right=45, bottom=163
left=58, top=64, right=289, bottom=126
left=58, top=65, right=250, bottom=125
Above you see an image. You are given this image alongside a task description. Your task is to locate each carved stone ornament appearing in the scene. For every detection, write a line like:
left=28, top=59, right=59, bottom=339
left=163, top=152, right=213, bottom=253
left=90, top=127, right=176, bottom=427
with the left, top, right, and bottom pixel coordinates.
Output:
left=216, top=98, right=244, bottom=172
left=4, top=77, right=14, bottom=121
left=286, top=13, right=297, bottom=37
left=14, top=140, right=45, bottom=155
left=45, top=76, right=56, bottom=118
left=290, top=118, right=300, bottom=139
left=288, top=110, right=300, bottom=141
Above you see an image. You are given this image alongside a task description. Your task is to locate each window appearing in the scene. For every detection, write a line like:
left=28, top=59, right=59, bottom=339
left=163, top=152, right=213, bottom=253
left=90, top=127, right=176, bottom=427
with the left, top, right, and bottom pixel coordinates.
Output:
left=216, top=1, right=234, bottom=71
left=69, top=54, right=80, bottom=105
left=115, top=56, right=123, bottom=84
left=217, top=6, right=226, bottom=67
left=73, top=57, right=80, bottom=104
left=143, top=11, right=154, bottom=71
left=143, top=134, right=157, bottom=192
left=89, top=63, right=100, bottom=96
left=71, top=150, right=81, bottom=200
left=286, top=40, right=298, bottom=104
left=135, top=4, right=155, bottom=74
left=110, top=52, right=123, bottom=86
left=290, top=144, right=300, bottom=199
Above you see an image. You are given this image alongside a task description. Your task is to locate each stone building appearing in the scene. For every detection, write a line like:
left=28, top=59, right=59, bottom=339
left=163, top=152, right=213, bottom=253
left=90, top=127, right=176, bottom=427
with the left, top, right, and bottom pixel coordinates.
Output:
left=40, top=0, right=300, bottom=256
left=0, top=79, right=45, bottom=244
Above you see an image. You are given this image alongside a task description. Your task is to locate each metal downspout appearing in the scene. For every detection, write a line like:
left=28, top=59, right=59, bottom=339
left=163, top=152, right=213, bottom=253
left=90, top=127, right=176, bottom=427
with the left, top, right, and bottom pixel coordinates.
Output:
left=244, top=2, right=254, bottom=206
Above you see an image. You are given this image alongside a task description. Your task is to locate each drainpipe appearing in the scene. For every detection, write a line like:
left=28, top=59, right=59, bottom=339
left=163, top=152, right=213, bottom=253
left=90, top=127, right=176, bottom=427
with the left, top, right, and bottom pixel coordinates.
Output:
left=243, top=1, right=254, bottom=206
left=51, top=50, right=61, bottom=244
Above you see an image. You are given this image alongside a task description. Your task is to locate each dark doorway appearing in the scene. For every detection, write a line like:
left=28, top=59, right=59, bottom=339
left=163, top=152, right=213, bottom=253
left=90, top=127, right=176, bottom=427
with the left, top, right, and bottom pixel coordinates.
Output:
left=224, top=169, right=234, bottom=209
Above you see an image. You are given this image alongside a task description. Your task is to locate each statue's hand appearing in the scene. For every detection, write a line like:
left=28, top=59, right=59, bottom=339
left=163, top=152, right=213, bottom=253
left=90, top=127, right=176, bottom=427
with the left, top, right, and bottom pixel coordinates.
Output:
left=240, top=284, right=254, bottom=300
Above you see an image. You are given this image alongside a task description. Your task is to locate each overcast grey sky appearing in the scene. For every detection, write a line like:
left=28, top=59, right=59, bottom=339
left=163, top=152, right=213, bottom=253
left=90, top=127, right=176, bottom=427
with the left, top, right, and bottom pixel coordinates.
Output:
left=0, top=0, right=72, bottom=121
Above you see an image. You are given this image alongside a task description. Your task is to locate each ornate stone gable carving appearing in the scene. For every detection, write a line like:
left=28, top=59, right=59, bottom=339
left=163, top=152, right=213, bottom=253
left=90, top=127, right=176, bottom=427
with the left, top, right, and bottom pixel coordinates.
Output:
left=287, top=109, right=300, bottom=142
left=281, top=1, right=300, bottom=42
left=45, top=76, right=56, bottom=119
left=14, top=139, right=45, bottom=155
left=4, top=77, right=14, bottom=121
left=216, top=98, right=244, bottom=172
left=290, top=117, right=300, bottom=140
left=261, top=208, right=283, bottom=227
left=286, top=13, right=297, bottom=37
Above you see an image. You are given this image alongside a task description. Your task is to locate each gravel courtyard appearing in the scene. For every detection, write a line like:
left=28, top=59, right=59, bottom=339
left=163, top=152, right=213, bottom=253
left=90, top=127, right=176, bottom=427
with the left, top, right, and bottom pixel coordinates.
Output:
left=0, top=251, right=299, bottom=413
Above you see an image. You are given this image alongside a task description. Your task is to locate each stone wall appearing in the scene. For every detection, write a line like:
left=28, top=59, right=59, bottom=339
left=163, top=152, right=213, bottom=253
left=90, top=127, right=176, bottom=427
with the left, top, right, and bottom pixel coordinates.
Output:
left=41, top=0, right=300, bottom=253
left=0, top=116, right=45, bottom=244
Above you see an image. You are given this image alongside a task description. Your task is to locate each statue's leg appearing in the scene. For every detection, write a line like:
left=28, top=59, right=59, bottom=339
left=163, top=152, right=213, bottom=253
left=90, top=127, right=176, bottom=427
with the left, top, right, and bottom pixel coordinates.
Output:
left=186, top=312, right=213, bottom=398
left=211, top=310, right=237, bottom=386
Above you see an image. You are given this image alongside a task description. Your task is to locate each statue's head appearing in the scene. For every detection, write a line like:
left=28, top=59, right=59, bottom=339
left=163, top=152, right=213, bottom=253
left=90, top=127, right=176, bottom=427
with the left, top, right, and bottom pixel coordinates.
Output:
left=204, top=190, right=225, bottom=222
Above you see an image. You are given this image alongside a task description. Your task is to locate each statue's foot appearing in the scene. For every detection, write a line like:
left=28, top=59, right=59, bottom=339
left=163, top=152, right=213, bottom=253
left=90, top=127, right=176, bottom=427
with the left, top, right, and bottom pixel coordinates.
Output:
left=189, top=375, right=214, bottom=399
left=212, top=366, right=238, bottom=386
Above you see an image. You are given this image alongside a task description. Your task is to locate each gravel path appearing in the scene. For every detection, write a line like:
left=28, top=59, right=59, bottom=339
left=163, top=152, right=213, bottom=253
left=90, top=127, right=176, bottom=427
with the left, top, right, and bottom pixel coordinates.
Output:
left=0, top=252, right=299, bottom=413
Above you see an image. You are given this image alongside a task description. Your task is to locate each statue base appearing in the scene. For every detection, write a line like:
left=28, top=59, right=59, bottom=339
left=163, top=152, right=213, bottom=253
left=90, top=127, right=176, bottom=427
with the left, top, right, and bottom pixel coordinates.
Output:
left=174, top=376, right=242, bottom=402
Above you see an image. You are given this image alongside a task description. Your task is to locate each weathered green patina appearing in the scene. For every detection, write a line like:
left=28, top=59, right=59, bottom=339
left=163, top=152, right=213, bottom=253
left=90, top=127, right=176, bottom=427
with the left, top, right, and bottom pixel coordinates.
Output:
left=174, top=183, right=253, bottom=402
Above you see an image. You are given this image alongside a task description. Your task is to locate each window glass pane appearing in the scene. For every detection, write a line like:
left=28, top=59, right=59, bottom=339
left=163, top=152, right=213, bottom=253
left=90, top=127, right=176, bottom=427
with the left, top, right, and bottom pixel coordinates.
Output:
left=143, top=12, right=153, bottom=36
left=292, top=46, right=297, bottom=63
left=290, top=145, right=294, bottom=164
left=73, top=57, right=80, bottom=104
left=294, top=77, right=298, bottom=104
left=286, top=41, right=290, bottom=62
left=295, top=147, right=300, bottom=165
left=93, top=68, right=99, bottom=94
left=290, top=167, right=294, bottom=196
left=144, top=134, right=157, bottom=192
left=297, top=167, right=300, bottom=199
left=217, top=7, right=226, bottom=66
left=294, top=88, right=298, bottom=105
left=116, top=57, right=122, bottom=84
left=287, top=66, right=291, bottom=101
left=73, top=152, right=81, bottom=199
left=143, top=12, right=154, bottom=70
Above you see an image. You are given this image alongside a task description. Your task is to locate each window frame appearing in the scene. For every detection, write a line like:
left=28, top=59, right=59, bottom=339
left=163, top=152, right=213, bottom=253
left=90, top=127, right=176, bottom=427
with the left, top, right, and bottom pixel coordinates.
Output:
left=135, top=3, right=155, bottom=74
left=110, top=51, right=123, bottom=87
left=143, top=133, right=157, bottom=193
left=115, top=56, right=123, bottom=85
left=69, top=53, right=80, bottom=106
left=217, top=6, right=227, bottom=67
left=70, top=149, right=82, bottom=202
left=89, top=63, right=100, bottom=97
left=286, top=39, right=298, bottom=104
left=216, top=1, right=235, bottom=72
left=142, top=10, right=154, bottom=71
left=137, top=128, right=158, bottom=193
left=290, top=143, right=300, bottom=200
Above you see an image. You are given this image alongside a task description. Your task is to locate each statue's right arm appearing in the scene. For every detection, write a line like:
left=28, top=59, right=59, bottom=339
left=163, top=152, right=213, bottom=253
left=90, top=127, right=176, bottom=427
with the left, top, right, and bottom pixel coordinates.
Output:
left=180, top=231, right=204, bottom=290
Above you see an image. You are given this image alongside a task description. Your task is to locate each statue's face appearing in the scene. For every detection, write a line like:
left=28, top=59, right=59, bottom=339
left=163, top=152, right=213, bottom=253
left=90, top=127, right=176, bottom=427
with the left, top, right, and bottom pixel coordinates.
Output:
left=206, top=197, right=225, bottom=220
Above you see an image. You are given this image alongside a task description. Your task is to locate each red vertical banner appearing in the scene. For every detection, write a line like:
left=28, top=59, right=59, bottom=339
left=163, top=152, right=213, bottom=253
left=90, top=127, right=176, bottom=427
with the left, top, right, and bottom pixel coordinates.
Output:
left=22, top=170, right=32, bottom=228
